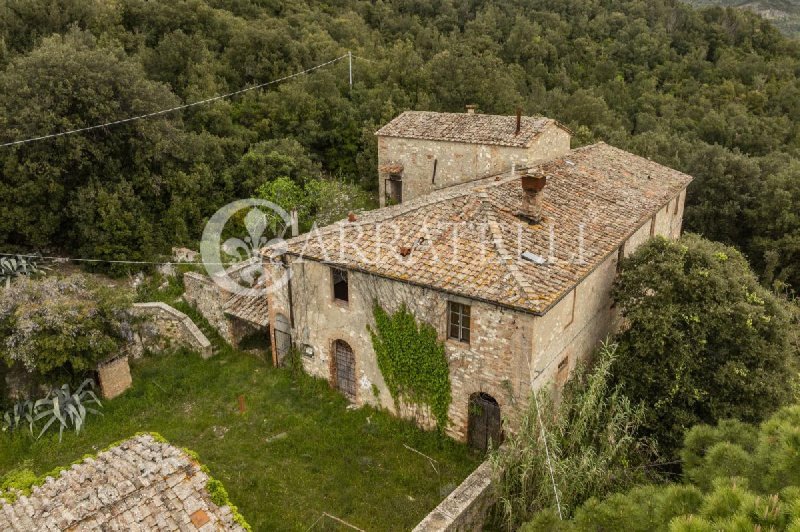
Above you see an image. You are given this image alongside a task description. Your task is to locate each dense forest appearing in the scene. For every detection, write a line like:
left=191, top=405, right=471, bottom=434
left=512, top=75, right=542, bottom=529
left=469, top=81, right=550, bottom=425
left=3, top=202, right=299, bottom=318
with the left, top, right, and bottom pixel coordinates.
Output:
left=1, top=0, right=800, bottom=293
left=684, top=0, right=800, bottom=36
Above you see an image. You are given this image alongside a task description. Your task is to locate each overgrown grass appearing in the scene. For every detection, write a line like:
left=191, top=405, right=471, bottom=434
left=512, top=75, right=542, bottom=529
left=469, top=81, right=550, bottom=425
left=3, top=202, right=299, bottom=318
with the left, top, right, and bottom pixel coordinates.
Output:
left=0, top=334, right=479, bottom=530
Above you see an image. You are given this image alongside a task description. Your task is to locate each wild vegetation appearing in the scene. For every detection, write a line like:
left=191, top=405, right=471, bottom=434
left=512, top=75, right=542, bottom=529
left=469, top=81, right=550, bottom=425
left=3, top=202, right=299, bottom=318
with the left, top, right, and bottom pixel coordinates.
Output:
left=523, top=404, right=800, bottom=530
left=491, top=342, right=655, bottom=529
left=1, top=0, right=800, bottom=292
left=491, top=233, right=799, bottom=529
left=0, top=274, right=132, bottom=385
left=612, top=234, right=798, bottom=458
left=0, top=320, right=479, bottom=530
left=1, top=380, right=103, bottom=441
left=369, top=302, right=452, bottom=430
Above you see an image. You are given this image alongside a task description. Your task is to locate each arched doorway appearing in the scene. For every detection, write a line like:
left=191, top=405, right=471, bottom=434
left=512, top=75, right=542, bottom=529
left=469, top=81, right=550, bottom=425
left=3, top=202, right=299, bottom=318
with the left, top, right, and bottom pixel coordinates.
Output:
left=332, top=340, right=356, bottom=401
left=468, top=392, right=503, bottom=451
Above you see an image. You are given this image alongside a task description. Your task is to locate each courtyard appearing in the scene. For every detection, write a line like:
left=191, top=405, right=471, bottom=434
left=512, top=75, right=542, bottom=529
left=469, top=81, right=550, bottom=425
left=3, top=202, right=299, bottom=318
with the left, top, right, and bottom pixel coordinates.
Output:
left=0, top=312, right=479, bottom=531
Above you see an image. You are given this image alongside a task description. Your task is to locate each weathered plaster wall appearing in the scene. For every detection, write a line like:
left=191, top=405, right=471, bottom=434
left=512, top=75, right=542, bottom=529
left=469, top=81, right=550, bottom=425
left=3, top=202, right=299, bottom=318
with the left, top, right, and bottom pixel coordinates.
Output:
left=377, top=127, right=570, bottom=206
left=529, top=187, right=690, bottom=390
left=267, top=259, right=534, bottom=440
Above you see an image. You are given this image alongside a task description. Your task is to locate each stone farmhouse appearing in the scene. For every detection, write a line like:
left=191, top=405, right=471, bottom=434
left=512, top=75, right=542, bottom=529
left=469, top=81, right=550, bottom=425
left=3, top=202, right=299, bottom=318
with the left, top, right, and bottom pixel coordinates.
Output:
left=376, top=108, right=571, bottom=206
left=256, top=108, right=693, bottom=448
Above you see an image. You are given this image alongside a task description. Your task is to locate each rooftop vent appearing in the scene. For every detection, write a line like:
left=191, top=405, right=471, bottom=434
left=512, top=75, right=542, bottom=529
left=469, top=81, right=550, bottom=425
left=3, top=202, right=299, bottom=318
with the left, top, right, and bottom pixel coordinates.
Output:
left=521, top=251, right=547, bottom=264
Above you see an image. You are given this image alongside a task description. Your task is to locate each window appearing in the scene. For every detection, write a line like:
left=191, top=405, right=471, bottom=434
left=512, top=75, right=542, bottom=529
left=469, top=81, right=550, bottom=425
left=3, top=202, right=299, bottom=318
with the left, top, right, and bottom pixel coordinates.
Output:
left=331, top=267, right=349, bottom=302
left=674, top=193, right=681, bottom=215
left=616, top=242, right=625, bottom=273
left=389, top=178, right=402, bottom=204
left=448, top=302, right=471, bottom=343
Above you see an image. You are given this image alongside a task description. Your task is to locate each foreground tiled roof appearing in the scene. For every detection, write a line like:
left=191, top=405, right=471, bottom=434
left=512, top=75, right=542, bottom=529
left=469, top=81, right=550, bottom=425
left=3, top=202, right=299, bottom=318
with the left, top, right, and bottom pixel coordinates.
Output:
left=375, top=111, right=564, bottom=148
left=0, top=434, right=246, bottom=531
left=270, top=143, right=693, bottom=314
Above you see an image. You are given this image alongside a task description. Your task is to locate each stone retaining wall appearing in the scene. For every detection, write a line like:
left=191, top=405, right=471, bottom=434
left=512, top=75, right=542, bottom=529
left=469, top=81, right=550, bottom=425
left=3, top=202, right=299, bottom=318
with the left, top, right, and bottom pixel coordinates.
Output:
left=131, top=302, right=212, bottom=358
left=413, top=460, right=495, bottom=531
left=183, top=272, right=234, bottom=344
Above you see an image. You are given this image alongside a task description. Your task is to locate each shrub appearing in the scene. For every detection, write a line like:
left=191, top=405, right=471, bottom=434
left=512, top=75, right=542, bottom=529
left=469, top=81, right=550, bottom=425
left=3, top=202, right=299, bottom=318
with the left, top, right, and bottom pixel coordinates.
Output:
left=612, top=234, right=796, bottom=458
left=0, top=254, right=46, bottom=287
left=0, top=274, right=132, bottom=381
left=1, top=399, right=35, bottom=434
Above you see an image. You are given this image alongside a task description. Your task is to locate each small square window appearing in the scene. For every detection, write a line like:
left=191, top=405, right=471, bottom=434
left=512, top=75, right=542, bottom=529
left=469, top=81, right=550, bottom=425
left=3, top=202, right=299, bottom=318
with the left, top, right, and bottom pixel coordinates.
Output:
left=448, top=302, right=471, bottom=343
left=332, top=268, right=348, bottom=302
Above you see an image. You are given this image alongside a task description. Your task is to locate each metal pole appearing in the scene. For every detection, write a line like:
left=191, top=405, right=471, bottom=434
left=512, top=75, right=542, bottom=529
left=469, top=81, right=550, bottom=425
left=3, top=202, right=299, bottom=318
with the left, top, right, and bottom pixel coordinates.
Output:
left=348, top=51, right=353, bottom=90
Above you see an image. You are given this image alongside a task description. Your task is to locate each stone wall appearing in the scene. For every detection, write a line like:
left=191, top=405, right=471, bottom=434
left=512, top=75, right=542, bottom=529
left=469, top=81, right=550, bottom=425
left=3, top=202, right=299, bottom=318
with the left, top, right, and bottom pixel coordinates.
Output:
left=183, top=272, right=234, bottom=344
left=131, top=302, right=212, bottom=358
left=413, top=460, right=494, bottom=532
left=97, top=356, right=132, bottom=399
left=529, top=190, right=689, bottom=390
left=268, top=259, right=534, bottom=440
left=268, top=186, right=690, bottom=441
left=377, top=126, right=570, bottom=206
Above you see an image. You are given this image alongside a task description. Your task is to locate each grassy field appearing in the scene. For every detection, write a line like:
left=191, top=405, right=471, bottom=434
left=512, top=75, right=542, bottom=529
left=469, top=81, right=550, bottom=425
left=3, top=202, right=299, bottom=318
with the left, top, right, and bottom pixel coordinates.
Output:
left=0, top=325, right=479, bottom=530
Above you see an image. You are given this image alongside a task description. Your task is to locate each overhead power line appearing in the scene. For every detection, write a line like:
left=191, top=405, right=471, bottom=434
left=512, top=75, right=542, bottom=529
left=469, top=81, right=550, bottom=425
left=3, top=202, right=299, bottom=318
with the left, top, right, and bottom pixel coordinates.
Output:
left=0, top=54, right=349, bottom=149
left=0, top=251, right=231, bottom=267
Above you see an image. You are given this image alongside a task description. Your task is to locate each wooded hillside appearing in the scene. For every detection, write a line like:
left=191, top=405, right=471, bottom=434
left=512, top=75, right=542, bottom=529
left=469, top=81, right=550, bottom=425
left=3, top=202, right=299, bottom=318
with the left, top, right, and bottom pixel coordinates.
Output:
left=1, top=0, right=799, bottom=292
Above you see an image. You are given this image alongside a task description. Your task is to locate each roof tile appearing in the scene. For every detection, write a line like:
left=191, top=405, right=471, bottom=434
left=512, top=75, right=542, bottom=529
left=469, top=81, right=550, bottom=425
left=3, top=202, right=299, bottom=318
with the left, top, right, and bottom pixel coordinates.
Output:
left=375, top=110, right=563, bottom=148
left=271, top=143, right=692, bottom=315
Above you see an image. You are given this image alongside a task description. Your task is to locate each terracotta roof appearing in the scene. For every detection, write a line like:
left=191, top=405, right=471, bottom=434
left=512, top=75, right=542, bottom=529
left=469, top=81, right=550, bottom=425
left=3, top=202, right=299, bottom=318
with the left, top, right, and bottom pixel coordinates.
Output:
left=378, top=163, right=404, bottom=174
left=375, top=111, right=566, bottom=148
left=0, top=434, right=246, bottom=531
left=267, top=143, right=692, bottom=315
left=223, top=292, right=269, bottom=327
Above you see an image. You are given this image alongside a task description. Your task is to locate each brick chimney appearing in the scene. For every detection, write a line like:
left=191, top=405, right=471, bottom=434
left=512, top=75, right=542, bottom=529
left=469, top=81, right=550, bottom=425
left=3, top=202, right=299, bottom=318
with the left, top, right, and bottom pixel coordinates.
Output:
left=465, top=104, right=477, bottom=114
left=519, top=169, right=547, bottom=223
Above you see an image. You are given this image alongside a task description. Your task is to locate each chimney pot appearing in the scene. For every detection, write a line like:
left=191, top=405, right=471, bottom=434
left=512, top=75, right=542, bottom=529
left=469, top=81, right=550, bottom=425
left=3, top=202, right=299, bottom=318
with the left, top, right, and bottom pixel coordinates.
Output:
left=519, top=170, right=547, bottom=224
left=347, top=211, right=357, bottom=222
left=465, top=104, right=477, bottom=114
left=515, top=107, right=522, bottom=135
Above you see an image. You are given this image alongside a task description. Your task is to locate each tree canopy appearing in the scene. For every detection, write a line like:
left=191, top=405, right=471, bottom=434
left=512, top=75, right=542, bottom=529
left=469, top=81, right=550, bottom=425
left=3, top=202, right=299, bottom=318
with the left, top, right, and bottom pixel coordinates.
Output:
left=612, top=234, right=797, bottom=458
left=1, top=0, right=799, bottom=289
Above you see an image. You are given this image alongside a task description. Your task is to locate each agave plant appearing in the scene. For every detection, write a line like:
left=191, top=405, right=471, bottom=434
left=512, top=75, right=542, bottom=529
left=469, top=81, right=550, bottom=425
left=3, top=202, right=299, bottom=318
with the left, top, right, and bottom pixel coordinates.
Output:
left=1, top=400, right=36, bottom=435
left=33, top=379, right=103, bottom=441
left=0, top=254, right=46, bottom=287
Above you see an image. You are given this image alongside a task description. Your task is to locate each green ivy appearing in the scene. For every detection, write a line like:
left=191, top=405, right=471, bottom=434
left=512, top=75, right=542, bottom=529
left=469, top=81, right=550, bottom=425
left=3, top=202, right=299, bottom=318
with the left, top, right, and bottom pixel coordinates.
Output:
left=368, top=302, right=451, bottom=430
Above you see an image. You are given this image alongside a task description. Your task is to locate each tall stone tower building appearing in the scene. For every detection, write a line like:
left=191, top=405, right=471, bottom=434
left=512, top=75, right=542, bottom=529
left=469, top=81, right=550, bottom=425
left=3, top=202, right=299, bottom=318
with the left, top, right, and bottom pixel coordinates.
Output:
left=375, top=107, right=571, bottom=206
